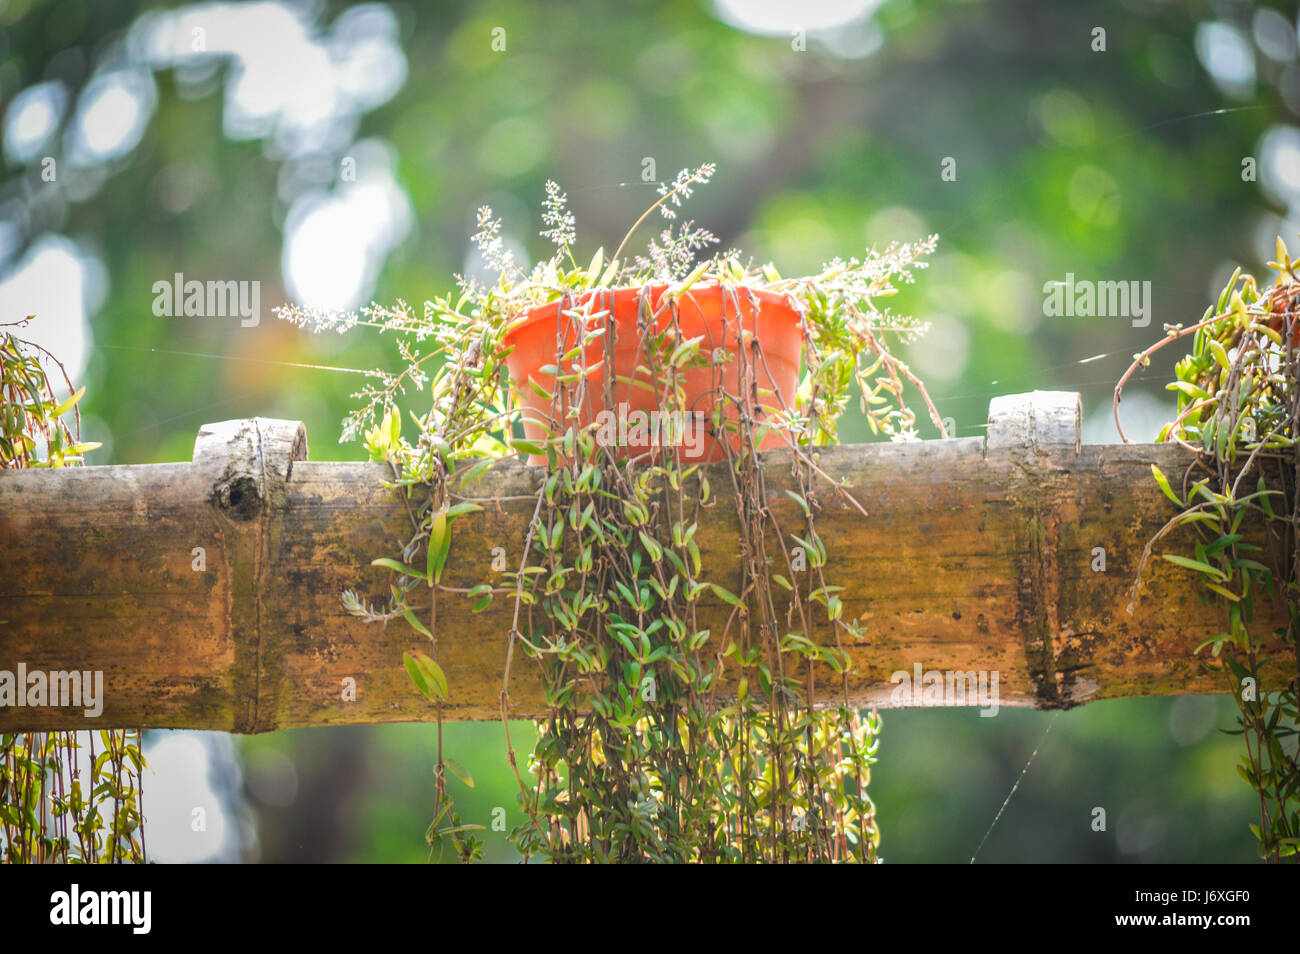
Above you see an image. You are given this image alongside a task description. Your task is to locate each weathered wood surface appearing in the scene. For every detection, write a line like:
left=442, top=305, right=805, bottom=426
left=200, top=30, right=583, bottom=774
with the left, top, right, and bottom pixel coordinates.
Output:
left=0, top=392, right=1292, bottom=732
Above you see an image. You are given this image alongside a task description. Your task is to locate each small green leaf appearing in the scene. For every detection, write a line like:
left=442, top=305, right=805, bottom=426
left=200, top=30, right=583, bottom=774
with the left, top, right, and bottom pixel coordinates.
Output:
left=445, top=502, right=483, bottom=519
left=403, top=650, right=435, bottom=699
left=428, top=508, right=451, bottom=583
left=671, top=260, right=710, bottom=297
left=50, top=386, right=86, bottom=419
left=372, top=557, right=428, bottom=581
left=404, top=650, right=447, bottom=700
left=444, top=758, right=474, bottom=788
left=1161, top=553, right=1227, bottom=581
left=1166, top=380, right=1211, bottom=400
left=467, top=583, right=493, bottom=613
left=512, top=439, right=546, bottom=457
left=668, top=335, right=704, bottom=368
left=1208, top=338, right=1232, bottom=371
left=402, top=608, right=434, bottom=639
left=686, top=539, right=701, bottom=576
left=1204, top=582, right=1241, bottom=602
left=438, top=823, right=487, bottom=836
left=388, top=406, right=401, bottom=446
left=638, top=531, right=664, bottom=562
left=1150, top=465, right=1182, bottom=507
left=708, top=583, right=742, bottom=607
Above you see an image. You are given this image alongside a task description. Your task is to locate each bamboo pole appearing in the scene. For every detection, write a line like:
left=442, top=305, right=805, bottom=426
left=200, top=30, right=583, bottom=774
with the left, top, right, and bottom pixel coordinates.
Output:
left=0, top=391, right=1289, bottom=732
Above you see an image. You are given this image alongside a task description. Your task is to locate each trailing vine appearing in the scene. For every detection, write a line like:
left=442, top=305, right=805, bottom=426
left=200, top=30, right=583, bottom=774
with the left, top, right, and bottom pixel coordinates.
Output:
left=1, top=319, right=147, bottom=864
left=280, top=166, right=942, bottom=862
left=1120, top=237, right=1300, bottom=862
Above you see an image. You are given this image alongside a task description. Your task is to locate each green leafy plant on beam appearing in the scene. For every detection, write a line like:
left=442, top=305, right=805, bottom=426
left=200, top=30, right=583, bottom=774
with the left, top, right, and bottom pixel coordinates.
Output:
left=1, top=319, right=146, bottom=865
left=1120, top=237, right=1300, bottom=862
left=279, top=164, right=943, bottom=862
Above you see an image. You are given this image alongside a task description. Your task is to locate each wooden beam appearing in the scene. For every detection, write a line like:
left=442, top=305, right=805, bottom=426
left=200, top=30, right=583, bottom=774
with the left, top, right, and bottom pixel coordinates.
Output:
left=0, top=392, right=1290, bottom=733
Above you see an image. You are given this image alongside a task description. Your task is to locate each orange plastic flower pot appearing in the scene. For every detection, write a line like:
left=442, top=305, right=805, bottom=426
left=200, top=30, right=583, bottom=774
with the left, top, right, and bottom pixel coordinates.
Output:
left=1268, top=282, right=1300, bottom=347
left=502, top=284, right=802, bottom=465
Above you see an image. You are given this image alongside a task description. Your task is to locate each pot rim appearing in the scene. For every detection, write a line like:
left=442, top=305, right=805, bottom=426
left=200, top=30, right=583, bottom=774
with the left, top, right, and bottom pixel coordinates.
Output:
left=501, top=282, right=797, bottom=342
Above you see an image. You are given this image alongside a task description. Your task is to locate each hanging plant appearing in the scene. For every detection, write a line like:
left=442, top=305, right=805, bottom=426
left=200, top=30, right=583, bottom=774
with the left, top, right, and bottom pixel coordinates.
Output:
left=0, top=319, right=146, bottom=865
left=1120, top=236, right=1300, bottom=862
left=279, top=165, right=943, bottom=862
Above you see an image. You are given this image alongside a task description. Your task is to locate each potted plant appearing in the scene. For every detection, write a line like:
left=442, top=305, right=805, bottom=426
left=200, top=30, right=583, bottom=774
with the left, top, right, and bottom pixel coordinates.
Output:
left=278, top=163, right=945, bottom=863
left=488, top=165, right=945, bottom=467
